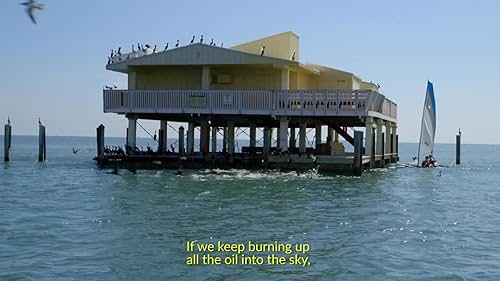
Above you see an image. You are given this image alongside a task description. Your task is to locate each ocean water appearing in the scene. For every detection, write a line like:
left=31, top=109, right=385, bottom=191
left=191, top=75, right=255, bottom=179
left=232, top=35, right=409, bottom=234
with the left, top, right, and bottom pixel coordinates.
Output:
left=1, top=136, right=499, bottom=280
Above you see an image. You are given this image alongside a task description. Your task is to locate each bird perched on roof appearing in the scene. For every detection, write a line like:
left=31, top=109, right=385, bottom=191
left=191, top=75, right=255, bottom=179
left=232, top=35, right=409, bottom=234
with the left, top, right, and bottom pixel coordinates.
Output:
left=164, top=43, right=169, bottom=51
left=260, top=45, right=265, bottom=56
left=291, top=51, right=295, bottom=61
left=104, top=85, right=113, bottom=90
left=117, top=47, right=122, bottom=56
left=107, top=56, right=111, bottom=65
left=20, top=0, right=44, bottom=24
left=153, top=45, right=157, bottom=53
left=200, top=35, right=204, bottom=44
left=190, top=36, right=195, bottom=44
left=209, top=38, right=214, bottom=46
left=7, top=116, right=10, bottom=125
left=144, top=44, right=151, bottom=49
left=459, top=128, right=461, bottom=135
left=175, top=40, right=179, bottom=47
left=38, top=118, right=42, bottom=126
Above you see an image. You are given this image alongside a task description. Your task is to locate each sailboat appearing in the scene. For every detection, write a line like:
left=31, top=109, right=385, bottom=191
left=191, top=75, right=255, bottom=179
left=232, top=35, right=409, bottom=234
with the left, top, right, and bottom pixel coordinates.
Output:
left=417, top=81, right=437, bottom=167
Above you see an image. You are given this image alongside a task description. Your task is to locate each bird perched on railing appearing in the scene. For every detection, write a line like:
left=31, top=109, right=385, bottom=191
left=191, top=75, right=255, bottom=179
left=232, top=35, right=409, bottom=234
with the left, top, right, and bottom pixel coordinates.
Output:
left=20, top=0, right=44, bottom=24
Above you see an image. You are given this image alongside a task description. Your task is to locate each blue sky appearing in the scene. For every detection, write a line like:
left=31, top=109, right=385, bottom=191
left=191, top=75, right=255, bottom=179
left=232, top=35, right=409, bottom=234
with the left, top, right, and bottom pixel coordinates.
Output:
left=0, top=0, right=499, bottom=144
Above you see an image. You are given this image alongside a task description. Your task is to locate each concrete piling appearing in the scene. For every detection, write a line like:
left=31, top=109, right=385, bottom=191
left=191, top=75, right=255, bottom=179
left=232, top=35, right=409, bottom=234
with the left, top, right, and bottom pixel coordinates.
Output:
left=178, top=126, right=185, bottom=156
left=97, top=124, right=105, bottom=162
left=38, top=125, right=46, bottom=162
left=4, top=123, right=12, bottom=162
left=456, top=133, right=461, bottom=165
left=353, top=131, right=364, bottom=176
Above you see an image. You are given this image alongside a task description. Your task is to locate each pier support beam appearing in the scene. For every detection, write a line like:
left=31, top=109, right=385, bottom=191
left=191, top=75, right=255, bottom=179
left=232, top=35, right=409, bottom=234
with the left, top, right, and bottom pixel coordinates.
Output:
left=200, top=121, right=209, bottom=156
left=376, top=119, right=383, bottom=158
left=365, top=117, right=375, bottom=167
left=279, top=118, right=288, bottom=152
left=4, top=123, right=12, bottom=162
left=211, top=127, right=217, bottom=158
left=456, top=133, right=461, bottom=165
left=178, top=126, right=185, bottom=156
left=159, top=120, right=168, bottom=154
left=315, top=124, right=322, bottom=150
left=249, top=124, right=256, bottom=148
left=263, top=127, right=271, bottom=161
left=227, top=121, right=235, bottom=155
left=353, top=131, right=364, bottom=176
left=222, top=127, right=228, bottom=153
left=299, top=123, right=307, bottom=154
left=187, top=122, right=195, bottom=155
left=38, top=124, right=46, bottom=162
left=391, top=124, right=398, bottom=162
left=385, top=121, right=392, bottom=162
left=96, top=124, right=105, bottom=162
left=127, top=117, right=137, bottom=149
left=289, top=127, right=296, bottom=148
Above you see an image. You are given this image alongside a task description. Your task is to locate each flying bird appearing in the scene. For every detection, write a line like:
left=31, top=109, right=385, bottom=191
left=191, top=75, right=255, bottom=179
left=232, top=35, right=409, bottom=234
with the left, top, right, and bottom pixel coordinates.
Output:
left=20, top=0, right=44, bottom=24
left=72, top=148, right=80, bottom=154
left=190, top=36, right=195, bottom=44
left=144, top=44, right=151, bottom=49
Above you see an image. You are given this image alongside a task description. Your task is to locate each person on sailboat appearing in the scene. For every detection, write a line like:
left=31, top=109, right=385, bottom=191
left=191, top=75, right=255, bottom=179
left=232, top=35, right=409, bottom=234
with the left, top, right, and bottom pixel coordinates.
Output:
left=422, top=156, right=430, bottom=167
left=428, top=154, right=436, bottom=167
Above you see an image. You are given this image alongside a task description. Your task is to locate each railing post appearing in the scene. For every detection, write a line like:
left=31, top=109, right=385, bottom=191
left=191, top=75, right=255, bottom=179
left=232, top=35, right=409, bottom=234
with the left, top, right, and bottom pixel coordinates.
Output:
left=300, top=90, right=304, bottom=115
left=323, top=89, right=327, bottom=114
left=269, top=90, right=273, bottom=114
left=336, top=90, right=340, bottom=114
left=355, top=90, right=359, bottom=115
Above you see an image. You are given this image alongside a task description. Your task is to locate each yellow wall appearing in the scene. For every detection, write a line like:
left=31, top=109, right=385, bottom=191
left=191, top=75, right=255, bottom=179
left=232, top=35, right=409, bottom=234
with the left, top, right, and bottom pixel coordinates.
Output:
left=133, top=68, right=202, bottom=90
left=360, top=81, right=379, bottom=91
left=231, top=31, right=299, bottom=61
left=210, top=66, right=281, bottom=90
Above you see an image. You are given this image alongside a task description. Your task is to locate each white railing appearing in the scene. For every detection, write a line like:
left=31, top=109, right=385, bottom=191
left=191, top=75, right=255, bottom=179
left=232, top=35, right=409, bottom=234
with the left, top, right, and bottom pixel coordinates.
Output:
left=103, top=89, right=397, bottom=119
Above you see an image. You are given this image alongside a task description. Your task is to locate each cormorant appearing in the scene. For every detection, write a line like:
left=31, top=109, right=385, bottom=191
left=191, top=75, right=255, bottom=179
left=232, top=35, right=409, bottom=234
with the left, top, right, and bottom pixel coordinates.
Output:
left=200, top=35, right=203, bottom=44
left=260, top=45, right=265, bottom=56
left=164, top=43, right=168, bottom=51
left=190, top=36, right=195, bottom=44
left=175, top=40, right=179, bottom=47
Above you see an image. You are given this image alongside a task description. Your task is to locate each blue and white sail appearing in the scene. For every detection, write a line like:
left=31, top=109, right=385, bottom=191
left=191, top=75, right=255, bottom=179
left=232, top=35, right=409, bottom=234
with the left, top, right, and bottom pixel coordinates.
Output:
left=417, top=81, right=437, bottom=165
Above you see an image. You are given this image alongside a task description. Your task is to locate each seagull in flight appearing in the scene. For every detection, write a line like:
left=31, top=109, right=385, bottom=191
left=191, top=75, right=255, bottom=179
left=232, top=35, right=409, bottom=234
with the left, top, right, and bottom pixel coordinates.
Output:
left=20, top=0, right=44, bottom=24
left=72, top=148, right=80, bottom=154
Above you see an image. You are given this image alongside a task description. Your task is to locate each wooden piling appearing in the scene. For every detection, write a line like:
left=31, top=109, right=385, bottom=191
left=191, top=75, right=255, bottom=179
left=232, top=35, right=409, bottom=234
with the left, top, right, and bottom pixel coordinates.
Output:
left=4, top=124, right=12, bottom=162
left=456, top=134, right=461, bottom=165
left=353, top=131, right=364, bottom=176
left=96, top=124, right=105, bottom=162
left=178, top=126, right=185, bottom=156
left=38, top=125, right=46, bottom=162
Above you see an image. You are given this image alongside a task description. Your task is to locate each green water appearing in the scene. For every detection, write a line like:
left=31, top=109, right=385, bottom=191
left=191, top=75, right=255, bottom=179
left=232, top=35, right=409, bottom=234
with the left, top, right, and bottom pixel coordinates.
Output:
left=1, top=136, right=499, bottom=280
